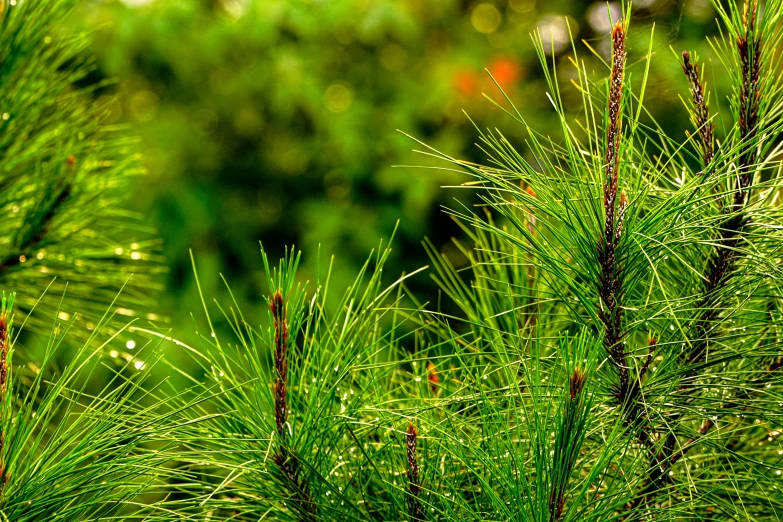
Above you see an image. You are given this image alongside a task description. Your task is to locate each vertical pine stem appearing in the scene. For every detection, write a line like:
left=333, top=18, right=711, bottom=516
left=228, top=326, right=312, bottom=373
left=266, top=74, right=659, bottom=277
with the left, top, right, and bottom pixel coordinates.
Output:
left=0, top=294, right=11, bottom=493
left=737, top=0, right=761, bottom=193
left=597, top=24, right=672, bottom=510
left=272, top=290, right=289, bottom=439
left=270, top=290, right=315, bottom=520
left=598, top=23, right=646, bottom=426
left=548, top=367, right=588, bottom=521
left=406, top=423, right=423, bottom=521
left=599, top=21, right=628, bottom=396
left=681, top=51, right=715, bottom=167
left=636, top=1, right=766, bottom=509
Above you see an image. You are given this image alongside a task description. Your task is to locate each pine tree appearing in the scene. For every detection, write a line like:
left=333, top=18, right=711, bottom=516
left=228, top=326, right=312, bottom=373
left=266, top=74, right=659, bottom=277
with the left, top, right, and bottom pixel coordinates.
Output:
left=159, top=0, right=783, bottom=520
left=0, top=1, right=162, bottom=341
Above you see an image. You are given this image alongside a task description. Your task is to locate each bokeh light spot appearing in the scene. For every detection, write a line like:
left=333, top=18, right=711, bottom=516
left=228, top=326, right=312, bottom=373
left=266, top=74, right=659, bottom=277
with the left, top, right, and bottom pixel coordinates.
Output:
left=324, top=83, right=354, bottom=113
left=130, top=90, right=159, bottom=123
left=536, top=14, right=572, bottom=55
left=472, top=4, right=502, bottom=34
left=508, top=0, right=535, bottom=13
left=587, top=2, right=621, bottom=33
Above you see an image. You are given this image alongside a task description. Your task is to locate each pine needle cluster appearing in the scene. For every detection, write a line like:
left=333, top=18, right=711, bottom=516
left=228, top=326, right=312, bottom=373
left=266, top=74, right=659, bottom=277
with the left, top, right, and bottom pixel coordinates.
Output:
left=161, top=0, right=783, bottom=519
left=0, top=1, right=162, bottom=341
left=4, top=0, right=783, bottom=521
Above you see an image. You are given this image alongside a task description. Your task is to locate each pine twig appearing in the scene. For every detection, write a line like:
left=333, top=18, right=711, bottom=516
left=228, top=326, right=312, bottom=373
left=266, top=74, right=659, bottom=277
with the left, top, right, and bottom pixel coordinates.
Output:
left=599, top=21, right=630, bottom=399
left=638, top=0, right=766, bottom=508
left=685, top=0, right=761, bottom=371
left=272, top=290, right=289, bottom=439
left=270, top=290, right=316, bottom=521
left=548, top=367, right=588, bottom=522
left=597, top=24, right=656, bottom=446
left=0, top=295, right=10, bottom=494
left=681, top=51, right=715, bottom=167
left=597, top=24, right=678, bottom=513
left=406, top=423, right=423, bottom=521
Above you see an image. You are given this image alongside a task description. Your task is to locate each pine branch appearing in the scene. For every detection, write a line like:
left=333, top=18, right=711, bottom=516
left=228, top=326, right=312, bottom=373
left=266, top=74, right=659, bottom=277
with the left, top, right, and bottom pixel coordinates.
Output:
left=548, top=366, right=588, bottom=522
left=599, top=21, right=630, bottom=400
left=596, top=24, right=658, bottom=456
left=685, top=0, right=761, bottom=377
left=406, top=423, right=423, bottom=521
left=681, top=51, right=715, bottom=167
left=638, top=0, right=767, bottom=507
left=0, top=1, right=162, bottom=342
left=270, top=289, right=316, bottom=521
left=0, top=295, right=10, bottom=494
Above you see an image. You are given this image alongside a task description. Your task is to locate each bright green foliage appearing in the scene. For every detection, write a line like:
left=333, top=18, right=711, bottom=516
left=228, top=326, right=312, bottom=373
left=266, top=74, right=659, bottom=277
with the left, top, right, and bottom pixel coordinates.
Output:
left=0, top=293, right=181, bottom=521
left=0, top=1, right=162, bottom=339
left=157, top=0, right=783, bottom=520
left=405, top=0, right=783, bottom=518
left=3, top=0, right=783, bottom=520
left=160, top=241, right=429, bottom=519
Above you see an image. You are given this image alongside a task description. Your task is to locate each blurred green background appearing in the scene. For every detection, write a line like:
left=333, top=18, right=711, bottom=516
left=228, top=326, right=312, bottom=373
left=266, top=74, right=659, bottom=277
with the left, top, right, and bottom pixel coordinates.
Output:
left=75, top=0, right=721, bottom=343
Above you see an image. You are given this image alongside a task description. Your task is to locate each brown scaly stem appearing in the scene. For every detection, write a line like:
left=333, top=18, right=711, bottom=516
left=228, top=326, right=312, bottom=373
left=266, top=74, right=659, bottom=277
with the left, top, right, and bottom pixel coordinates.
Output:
left=0, top=297, right=11, bottom=492
left=599, top=21, right=629, bottom=399
left=737, top=0, right=761, bottom=192
left=597, top=24, right=654, bottom=443
left=270, top=290, right=316, bottom=520
left=272, top=290, right=289, bottom=438
left=406, top=423, right=423, bottom=521
left=681, top=51, right=715, bottom=167
left=597, top=25, right=676, bottom=515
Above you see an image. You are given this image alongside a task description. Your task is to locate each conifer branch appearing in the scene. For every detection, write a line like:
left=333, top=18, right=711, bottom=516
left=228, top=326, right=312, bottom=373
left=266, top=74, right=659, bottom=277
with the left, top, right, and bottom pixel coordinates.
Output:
left=272, top=290, right=289, bottom=439
left=737, top=0, right=762, bottom=188
left=599, top=21, right=629, bottom=399
left=549, top=367, right=588, bottom=521
left=0, top=295, right=10, bottom=493
left=597, top=24, right=657, bottom=450
left=640, top=0, right=767, bottom=506
left=270, top=290, right=316, bottom=521
left=406, top=423, right=423, bottom=521
left=681, top=51, right=715, bottom=167
left=0, top=1, right=162, bottom=341
left=597, top=24, right=679, bottom=511
left=685, top=0, right=761, bottom=371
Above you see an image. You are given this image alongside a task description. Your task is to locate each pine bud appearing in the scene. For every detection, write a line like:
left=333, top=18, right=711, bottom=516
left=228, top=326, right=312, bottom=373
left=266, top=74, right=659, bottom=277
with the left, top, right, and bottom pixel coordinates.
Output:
left=569, top=368, right=586, bottom=401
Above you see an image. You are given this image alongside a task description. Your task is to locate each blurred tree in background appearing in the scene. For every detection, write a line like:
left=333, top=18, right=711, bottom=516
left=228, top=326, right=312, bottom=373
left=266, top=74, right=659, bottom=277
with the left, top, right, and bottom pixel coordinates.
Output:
left=78, top=0, right=724, bottom=340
